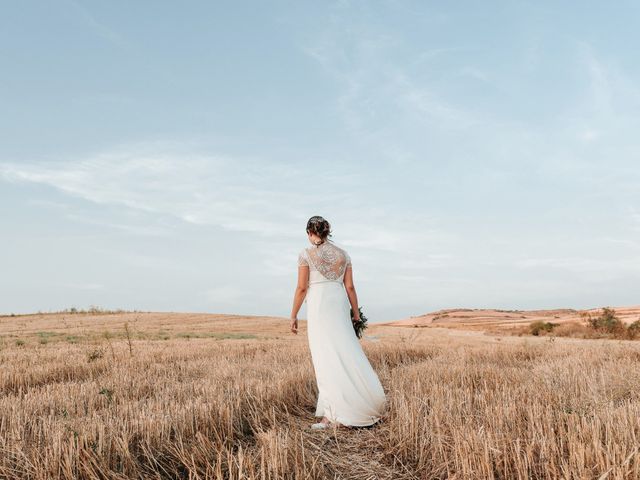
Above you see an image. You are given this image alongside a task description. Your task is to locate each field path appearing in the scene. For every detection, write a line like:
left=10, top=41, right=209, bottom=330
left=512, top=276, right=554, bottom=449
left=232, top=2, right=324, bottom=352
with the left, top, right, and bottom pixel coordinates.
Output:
left=286, top=410, right=416, bottom=479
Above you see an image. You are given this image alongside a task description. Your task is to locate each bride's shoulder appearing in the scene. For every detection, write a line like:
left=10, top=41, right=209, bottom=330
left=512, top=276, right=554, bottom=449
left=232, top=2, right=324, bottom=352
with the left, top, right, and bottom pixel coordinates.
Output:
left=297, top=247, right=310, bottom=267
left=334, top=243, right=352, bottom=264
left=328, top=241, right=351, bottom=261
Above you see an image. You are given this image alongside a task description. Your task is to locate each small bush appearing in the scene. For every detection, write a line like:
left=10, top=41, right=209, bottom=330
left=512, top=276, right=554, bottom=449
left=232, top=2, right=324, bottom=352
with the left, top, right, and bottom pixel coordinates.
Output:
left=582, top=307, right=629, bottom=338
left=529, top=321, right=558, bottom=336
left=575, top=308, right=640, bottom=340
left=586, top=307, right=625, bottom=334
left=627, top=320, right=640, bottom=340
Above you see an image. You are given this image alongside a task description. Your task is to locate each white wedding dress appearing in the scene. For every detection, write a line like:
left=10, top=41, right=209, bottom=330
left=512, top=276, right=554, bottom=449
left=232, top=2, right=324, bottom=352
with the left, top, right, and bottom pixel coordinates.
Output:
left=298, top=240, right=386, bottom=426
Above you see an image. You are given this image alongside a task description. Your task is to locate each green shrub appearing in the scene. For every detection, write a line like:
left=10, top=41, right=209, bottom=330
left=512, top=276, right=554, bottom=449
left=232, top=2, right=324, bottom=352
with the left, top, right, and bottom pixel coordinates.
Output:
left=529, top=321, right=558, bottom=336
left=587, top=307, right=625, bottom=335
left=627, top=320, right=640, bottom=340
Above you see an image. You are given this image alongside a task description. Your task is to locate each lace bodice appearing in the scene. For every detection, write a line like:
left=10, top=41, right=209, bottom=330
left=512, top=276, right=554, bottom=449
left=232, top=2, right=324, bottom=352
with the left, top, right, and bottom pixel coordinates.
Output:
left=298, top=240, right=352, bottom=281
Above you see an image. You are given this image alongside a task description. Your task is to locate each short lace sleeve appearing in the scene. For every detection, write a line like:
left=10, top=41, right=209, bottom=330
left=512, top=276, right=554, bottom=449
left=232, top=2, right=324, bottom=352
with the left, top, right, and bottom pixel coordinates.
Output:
left=344, top=250, right=352, bottom=268
left=298, top=249, right=309, bottom=267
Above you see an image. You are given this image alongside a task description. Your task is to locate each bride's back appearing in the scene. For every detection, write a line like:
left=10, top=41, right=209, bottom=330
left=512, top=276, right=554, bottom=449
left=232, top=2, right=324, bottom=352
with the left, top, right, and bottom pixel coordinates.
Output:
left=298, top=241, right=352, bottom=282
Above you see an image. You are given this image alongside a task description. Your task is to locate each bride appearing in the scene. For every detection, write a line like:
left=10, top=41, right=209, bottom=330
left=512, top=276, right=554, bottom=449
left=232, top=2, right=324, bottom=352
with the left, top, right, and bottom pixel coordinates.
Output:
left=290, top=215, right=387, bottom=429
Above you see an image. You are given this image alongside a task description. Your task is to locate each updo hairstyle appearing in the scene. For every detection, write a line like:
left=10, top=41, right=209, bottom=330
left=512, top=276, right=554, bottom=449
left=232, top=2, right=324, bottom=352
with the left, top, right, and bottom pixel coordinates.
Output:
left=306, top=216, right=332, bottom=241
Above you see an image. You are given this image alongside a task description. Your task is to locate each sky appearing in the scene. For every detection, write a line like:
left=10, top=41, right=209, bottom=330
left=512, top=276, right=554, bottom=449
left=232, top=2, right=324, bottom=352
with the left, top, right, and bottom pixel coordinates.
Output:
left=1, top=1, right=639, bottom=321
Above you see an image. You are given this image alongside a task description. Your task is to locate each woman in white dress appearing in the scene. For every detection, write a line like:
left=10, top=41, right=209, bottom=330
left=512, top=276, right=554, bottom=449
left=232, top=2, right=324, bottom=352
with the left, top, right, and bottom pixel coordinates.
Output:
left=290, top=216, right=387, bottom=429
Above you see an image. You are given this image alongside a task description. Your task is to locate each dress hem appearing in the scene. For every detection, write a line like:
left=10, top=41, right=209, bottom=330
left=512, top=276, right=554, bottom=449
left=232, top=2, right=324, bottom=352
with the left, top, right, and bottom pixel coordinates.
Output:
left=313, top=414, right=383, bottom=427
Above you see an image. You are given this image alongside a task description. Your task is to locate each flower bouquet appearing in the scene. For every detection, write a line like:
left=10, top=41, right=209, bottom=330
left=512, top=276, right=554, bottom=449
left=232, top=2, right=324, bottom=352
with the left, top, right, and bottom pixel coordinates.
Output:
left=350, top=306, right=368, bottom=339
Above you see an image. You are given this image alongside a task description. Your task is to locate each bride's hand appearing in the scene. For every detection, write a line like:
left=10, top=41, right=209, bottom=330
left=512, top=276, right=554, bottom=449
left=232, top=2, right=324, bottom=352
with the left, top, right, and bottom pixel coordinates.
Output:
left=290, top=317, right=298, bottom=334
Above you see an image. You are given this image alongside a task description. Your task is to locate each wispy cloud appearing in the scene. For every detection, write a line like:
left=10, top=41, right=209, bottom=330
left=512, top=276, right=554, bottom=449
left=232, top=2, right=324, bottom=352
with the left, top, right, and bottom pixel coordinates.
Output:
left=392, top=71, right=478, bottom=128
left=580, top=43, right=613, bottom=117
left=458, top=66, right=491, bottom=83
left=299, top=16, right=483, bottom=172
left=0, top=141, right=454, bottom=264
left=1, top=143, right=308, bottom=238
left=67, top=0, right=128, bottom=48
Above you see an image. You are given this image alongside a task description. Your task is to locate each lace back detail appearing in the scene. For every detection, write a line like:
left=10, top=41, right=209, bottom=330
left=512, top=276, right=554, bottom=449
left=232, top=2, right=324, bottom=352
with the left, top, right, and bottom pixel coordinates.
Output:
left=298, top=241, right=351, bottom=280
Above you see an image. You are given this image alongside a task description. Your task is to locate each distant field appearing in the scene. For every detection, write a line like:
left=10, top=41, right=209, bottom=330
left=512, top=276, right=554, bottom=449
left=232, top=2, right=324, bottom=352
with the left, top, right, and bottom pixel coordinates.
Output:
left=387, top=305, right=640, bottom=331
left=1, top=312, right=640, bottom=479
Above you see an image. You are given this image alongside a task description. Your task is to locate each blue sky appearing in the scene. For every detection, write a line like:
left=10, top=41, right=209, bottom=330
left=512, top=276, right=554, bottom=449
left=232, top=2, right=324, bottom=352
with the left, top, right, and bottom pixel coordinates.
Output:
left=1, top=1, right=639, bottom=321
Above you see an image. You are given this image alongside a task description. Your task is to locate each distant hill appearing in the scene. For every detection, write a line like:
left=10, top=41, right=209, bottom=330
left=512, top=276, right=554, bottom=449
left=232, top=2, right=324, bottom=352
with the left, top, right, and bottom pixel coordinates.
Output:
left=384, top=306, right=640, bottom=331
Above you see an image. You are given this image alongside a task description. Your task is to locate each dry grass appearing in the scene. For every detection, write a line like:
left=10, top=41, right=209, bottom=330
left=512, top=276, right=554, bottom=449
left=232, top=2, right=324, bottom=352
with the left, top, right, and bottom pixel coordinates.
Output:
left=1, top=313, right=640, bottom=479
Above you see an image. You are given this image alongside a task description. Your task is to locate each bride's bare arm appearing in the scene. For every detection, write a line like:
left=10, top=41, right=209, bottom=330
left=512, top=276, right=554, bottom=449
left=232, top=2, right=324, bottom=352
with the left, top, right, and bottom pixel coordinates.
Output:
left=343, top=265, right=360, bottom=320
left=290, top=265, right=309, bottom=334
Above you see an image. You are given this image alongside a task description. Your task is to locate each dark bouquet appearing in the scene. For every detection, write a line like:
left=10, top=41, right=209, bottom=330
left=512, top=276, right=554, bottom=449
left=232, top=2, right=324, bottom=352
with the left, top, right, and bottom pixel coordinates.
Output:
left=350, top=306, right=368, bottom=339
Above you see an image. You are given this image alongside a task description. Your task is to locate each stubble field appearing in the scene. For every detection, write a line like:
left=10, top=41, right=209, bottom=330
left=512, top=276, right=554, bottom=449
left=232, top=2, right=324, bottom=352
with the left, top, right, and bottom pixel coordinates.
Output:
left=1, top=312, right=639, bottom=479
